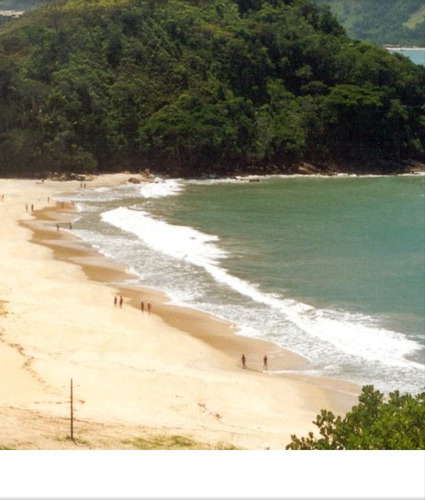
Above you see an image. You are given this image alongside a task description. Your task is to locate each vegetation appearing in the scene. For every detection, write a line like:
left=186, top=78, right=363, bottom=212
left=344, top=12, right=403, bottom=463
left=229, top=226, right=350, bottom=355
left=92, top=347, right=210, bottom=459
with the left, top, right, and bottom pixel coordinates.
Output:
left=126, top=434, right=238, bottom=449
left=286, top=385, right=425, bottom=450
left=312, top=0, right=425, bottom=47
left=0, top=0, right=424, bottom=178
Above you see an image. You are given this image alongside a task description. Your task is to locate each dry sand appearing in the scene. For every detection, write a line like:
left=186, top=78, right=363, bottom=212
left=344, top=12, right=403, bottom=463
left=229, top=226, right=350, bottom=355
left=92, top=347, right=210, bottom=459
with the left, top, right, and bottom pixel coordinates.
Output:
left=0, top=174, right=360, bottom=450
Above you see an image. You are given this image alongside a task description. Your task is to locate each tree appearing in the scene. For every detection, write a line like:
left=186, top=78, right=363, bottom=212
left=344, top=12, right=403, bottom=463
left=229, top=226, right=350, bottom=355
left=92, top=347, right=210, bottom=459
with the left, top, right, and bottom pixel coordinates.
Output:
left=286, top=385, right=425, bottom=450
left=0, top=0, right=424, bottom=177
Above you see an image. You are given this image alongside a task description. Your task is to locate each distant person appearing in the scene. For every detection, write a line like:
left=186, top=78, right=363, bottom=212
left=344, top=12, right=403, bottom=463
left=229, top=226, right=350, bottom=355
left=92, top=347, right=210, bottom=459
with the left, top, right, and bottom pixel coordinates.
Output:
left=56, top=223, right=60, bottom=232
left=141, top=301, right=145, bottom=313
left=69, top=222, right=72, bottom=230
left=147, top=301, right=151, bottom=314
left=241, top=354, right=246, bottom=369
left=114, top=296, right=118, bottom=307
left=263, top=355, right=268, bottom=370
left=31, top=204, right=34, bottom=211
left=25, top=203, right=28, bottom=212
left=119, top=296, right=123, bottom=308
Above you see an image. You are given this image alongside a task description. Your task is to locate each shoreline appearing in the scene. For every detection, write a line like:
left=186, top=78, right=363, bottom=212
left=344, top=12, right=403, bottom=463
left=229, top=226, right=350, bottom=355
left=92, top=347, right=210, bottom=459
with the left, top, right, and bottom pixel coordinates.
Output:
left=0, top=174, right=360, bottom=449
left=25, top=212, right=311, bottom=375
left=384, top=46, right=425, bottom=50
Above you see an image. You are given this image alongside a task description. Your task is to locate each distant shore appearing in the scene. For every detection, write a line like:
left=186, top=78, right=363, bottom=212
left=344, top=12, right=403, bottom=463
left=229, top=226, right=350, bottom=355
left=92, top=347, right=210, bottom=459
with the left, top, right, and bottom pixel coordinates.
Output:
left=0, top=174, right=360, bottom=449
left=384, top=45, right=425, bottom=50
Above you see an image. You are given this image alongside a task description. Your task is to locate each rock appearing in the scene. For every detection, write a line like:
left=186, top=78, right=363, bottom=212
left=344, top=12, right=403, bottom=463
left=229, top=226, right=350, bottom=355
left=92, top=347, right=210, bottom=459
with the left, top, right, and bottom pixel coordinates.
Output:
left=297, top=163, right=322, bottom=175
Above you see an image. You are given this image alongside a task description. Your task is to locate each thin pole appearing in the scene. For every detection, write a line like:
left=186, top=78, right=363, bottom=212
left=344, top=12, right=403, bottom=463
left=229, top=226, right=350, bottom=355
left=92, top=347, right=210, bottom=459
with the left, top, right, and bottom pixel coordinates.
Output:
left=70, top=378, right=74, bottom=441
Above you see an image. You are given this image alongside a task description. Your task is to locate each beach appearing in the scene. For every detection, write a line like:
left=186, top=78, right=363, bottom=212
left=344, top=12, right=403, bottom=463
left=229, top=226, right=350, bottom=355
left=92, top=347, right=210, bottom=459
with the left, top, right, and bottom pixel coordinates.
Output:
left=0, top=174, right=360, bottom=450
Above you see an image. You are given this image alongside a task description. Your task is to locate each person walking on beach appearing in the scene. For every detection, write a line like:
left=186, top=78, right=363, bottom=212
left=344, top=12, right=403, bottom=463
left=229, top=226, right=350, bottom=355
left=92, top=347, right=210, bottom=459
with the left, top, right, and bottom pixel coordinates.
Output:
left=56, top=223, right=60, bottom=232
left=119, top=296, right=123, bottom=308
left=263, top=355, right=268, bottom=370
left=114, top=296, right=118, bottom=307
left=141, top=300, right=145, bottom=313
left=147, top=301, right=151, bottom=314
left=241, top=354, right=246, bottom=369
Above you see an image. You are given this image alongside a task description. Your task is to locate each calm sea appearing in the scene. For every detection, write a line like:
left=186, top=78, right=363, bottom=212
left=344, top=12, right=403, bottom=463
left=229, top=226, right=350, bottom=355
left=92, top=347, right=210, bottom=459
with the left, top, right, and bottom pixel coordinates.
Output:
left=387, top=47, right=425, bottom=66
left=60, top=175, right=425, bottom=394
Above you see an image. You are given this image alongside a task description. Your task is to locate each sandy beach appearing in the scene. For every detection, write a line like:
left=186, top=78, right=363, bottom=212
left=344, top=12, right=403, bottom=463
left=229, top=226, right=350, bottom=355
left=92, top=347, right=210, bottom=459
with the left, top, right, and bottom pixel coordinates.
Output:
left=0, top=174, right=360, bottom=450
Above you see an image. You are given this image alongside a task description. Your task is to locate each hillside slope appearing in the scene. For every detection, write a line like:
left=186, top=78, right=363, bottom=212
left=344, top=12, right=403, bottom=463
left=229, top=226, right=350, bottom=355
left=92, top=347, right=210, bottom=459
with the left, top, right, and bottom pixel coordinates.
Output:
left=312, top=0, right=425, bottom=46
left=1, top=0, right=424, bottom=177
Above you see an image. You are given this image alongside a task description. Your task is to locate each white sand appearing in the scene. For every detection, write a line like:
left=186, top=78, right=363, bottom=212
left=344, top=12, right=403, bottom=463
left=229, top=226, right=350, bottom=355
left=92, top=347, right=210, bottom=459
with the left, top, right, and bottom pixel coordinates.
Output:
left=0, top=174, right=360, bottom=450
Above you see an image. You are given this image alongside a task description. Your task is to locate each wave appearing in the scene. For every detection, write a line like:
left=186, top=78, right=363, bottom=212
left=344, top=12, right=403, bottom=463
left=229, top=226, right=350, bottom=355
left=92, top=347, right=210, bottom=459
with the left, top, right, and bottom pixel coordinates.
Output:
left=138, top=178, right=184, bottom=198
left=101, top=206, right=423, bottom=373
left=102, top=206, right=227, bottom=267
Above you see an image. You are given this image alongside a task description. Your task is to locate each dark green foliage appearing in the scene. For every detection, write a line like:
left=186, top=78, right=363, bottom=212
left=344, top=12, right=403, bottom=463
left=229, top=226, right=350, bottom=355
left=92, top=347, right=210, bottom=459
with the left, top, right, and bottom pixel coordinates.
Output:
left=0, top=0, right=424, bottom=177
left=286, top=385, right=425, bottom=450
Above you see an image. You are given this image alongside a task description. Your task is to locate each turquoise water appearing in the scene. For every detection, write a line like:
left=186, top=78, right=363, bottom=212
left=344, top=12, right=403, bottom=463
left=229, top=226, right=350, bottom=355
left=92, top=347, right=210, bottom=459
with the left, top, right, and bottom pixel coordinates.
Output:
left=172, top=177, right=425, bottom=337
left=64, top=174, right=425, bottom=393
left=387, top=47, right=425, bottom=66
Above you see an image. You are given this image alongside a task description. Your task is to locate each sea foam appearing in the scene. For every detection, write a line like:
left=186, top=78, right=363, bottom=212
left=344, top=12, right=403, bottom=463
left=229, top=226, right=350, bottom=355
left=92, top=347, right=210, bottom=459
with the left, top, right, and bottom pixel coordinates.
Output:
left=101, top=205, right=423, bottom=373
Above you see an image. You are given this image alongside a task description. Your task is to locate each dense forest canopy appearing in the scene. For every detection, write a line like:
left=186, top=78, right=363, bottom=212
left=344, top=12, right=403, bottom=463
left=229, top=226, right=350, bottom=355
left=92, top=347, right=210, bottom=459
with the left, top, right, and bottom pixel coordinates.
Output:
left=2, top=0, right=425, bottom=47
left=0, top=0, right=424, bottom=178
left=312, top=0, right=425, bottom=47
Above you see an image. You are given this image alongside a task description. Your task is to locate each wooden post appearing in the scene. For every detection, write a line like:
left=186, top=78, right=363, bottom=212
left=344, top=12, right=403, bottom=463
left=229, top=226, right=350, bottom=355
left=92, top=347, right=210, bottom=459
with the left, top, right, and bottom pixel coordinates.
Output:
left=70, top=378, right=74, bottom=441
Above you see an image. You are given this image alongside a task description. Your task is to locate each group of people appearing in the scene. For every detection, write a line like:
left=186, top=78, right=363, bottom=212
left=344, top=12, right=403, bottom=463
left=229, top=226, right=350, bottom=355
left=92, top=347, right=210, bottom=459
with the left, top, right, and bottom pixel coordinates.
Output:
left=114, top=295, right=152, bottom=314
left=241, top=354, right=268, bottom=371
left=113, top=295, right=123, bottom=308
left=140, top=300, right=152, bottom=314
left=55, top=222, right=73, bottom=231
left=114, top=295, right=124, bottom=309
left=113, top=294, right=267, bottom=370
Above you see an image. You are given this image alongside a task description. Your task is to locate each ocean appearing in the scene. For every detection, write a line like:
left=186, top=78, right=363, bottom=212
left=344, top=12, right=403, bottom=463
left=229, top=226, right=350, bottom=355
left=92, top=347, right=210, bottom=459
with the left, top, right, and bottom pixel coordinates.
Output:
left=60, top=174, right=425, bottom=394
left=387, top=47, right=425, bottom=66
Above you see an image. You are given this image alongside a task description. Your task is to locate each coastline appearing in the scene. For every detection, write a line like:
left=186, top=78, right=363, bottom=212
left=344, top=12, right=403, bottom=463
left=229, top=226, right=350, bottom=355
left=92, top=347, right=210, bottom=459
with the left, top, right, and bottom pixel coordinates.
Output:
left=0, top=174, right=360, bottom=450
left=384, top=46, right=425, bottom=50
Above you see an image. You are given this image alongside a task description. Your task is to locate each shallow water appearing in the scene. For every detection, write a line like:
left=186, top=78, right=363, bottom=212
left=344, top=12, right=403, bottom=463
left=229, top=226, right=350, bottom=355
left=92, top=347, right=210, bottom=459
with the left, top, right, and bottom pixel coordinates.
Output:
left=61, top=174, right=425, bottom=394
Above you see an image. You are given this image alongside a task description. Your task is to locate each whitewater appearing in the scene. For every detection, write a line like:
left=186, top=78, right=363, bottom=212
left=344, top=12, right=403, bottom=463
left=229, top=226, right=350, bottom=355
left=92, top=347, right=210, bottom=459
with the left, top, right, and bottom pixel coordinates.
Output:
left=63, top=176, right=425, bottom=394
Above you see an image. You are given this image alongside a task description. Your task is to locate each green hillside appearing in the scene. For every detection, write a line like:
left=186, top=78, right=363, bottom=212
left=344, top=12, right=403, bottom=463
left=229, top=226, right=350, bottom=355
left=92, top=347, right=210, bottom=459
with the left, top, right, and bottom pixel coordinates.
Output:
left=405, top=4, right=425, bottom=30
left=1, top=0, right=424, bottom=178
left=312, top=0, right=425, bottom=46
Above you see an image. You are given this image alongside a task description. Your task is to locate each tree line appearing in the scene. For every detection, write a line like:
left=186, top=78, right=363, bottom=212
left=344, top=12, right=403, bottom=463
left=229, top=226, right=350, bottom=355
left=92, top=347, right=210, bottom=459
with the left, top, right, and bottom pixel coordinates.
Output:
left=0, top=0, right=424, bottom=178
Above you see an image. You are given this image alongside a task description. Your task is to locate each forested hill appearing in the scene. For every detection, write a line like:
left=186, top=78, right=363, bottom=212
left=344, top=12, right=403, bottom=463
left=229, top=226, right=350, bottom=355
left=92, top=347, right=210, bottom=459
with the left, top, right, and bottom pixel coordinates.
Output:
left=0, top=0, right=424, bottom=178
left=312, top=0, right=425, bottom=47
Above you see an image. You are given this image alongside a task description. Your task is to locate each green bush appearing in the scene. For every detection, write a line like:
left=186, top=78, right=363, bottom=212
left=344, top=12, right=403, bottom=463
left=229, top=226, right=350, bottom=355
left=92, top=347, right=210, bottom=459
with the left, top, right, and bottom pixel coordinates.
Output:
left=286, top=385, right=425, bottom=450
